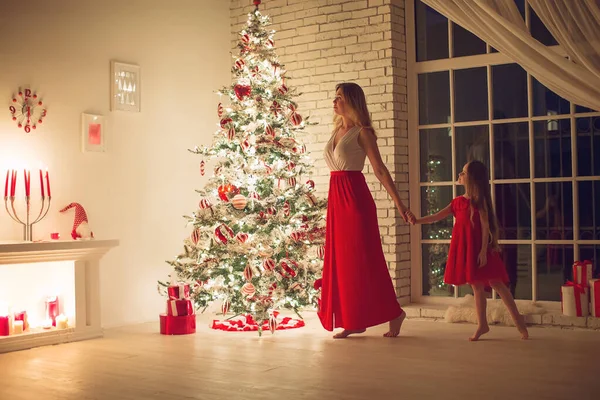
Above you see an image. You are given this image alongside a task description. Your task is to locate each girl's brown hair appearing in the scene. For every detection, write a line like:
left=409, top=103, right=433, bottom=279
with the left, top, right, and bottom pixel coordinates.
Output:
left=465, top=160, right=501, bottom=251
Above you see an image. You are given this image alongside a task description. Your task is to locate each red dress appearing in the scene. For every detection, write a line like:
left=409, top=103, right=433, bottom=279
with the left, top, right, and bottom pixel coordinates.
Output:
left=318, top=127, right=403, bottom=331
left=444, top=196, right=510, bottom=286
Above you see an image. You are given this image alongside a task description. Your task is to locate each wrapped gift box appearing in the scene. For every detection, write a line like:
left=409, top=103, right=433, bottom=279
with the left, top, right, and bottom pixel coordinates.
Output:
left=572, top=260, right=593, bottom=287
left=561, top=282, right=589, bottom=317
left=159, top=314, right=196, bottom=335
left=167, top=284, right=190, bottom=300
left=590, top=279, right=600, bottom=318
left=166, top=299, right=194, bottom=317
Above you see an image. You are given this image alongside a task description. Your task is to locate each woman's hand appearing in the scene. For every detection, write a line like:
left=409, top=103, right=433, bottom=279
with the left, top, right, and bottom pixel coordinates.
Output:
left=397, top=205, right=416, bottom=225
left=477, top=251, right=487, bottom=268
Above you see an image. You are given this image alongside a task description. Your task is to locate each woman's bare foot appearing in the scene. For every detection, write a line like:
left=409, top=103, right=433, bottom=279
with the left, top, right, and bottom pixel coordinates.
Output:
left=516, top=315, right=529, bottom=340
left=383, top=310, right=406, bottom=337
left=333, top=329, right=366, bottom=339
left=469, top=325, right=490, bottom=341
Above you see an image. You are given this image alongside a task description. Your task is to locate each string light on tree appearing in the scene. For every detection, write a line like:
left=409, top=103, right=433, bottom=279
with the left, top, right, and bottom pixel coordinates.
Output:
left=159, top=0, right=327, bottom=335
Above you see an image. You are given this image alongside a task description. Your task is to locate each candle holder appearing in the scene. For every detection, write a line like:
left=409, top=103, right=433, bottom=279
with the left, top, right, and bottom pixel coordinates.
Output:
left=4, top=195, right=51, bottom=241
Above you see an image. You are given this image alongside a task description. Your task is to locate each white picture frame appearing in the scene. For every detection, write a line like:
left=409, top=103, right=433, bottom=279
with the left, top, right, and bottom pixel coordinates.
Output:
left=110, top=61, right=140, bottom=112
left=81, top=113, right=106, bottom=153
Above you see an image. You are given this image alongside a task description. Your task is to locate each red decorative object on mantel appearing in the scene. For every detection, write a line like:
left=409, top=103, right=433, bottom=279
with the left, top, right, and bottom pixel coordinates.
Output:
left=9, top=88, right=47, bottom=133
left=59, top=202, right=94, bottom=240
left=45, top=296, right=59, bottom=327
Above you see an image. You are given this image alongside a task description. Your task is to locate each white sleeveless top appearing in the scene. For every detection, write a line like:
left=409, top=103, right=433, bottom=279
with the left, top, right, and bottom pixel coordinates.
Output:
left=323, top=126, right=366, bottom=171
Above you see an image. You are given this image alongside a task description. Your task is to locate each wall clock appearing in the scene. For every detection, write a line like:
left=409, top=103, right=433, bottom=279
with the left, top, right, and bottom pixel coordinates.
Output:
left=9, top=88, right=47, bottom=133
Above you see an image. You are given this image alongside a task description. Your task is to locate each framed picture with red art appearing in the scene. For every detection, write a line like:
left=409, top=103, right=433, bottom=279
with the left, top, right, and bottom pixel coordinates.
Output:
left=81, top=113, right=106, bottom=153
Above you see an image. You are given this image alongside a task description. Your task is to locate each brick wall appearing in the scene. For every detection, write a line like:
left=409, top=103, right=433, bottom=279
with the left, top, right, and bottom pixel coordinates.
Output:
left=230, top=0, right=411, bottom=303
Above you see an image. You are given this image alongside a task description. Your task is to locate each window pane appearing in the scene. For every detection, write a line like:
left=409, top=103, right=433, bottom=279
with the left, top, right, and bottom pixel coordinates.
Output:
left=535, top=182, right=574, bottom=240
left=532, top=77, right=570, bottom=117
left=578, top=181, right=600, bottom=240
left=454, top=67, right=488, bottom=122
left=530, top=6, right=558, bottom=46
left=452, top=23, right=486, bottom=57
left=504, top=245, right=532, bottom=300
left=495, top=183, right=531, bottom=240
left=418, top=72, right=450, bottom=125
left=420, top=128, right=453, bottom=182
left=492, top=64, right=528, bottom=119
left=455, top=125, right=490, bottom=176
left=415, top=0, right=449, bottom=61
left=580, top=245, right=600, bottom=278
left=494, top=122, right=529, bottom=179
left=575, top=105, right=599, bottom=113
left=536, top=245, right=573, bottom=301
left=533, top=119, right=572, bottom=178
left=576, top=117, right=600, bottom=176
left=422, top=244, right=453, bottom=296
left=421, top=186, right=453, bottom=240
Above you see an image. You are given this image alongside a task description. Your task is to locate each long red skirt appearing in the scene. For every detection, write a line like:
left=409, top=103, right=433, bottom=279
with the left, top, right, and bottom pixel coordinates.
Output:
left=318, top=171, right=403, bottom=331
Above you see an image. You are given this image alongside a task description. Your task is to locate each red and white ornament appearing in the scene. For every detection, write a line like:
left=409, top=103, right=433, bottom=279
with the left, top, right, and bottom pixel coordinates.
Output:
left=221, top=299, right=230, bottom=315
left=199, top=198, right=212, bottom=210
left=263, top=258, right=276, bottom=272
left=241, top=283, right=256, bottom=298
left=268, top=315, right=277, bottom=333
left=288, top=162, right=296, bottom=171
left=241, top=34, right=250, bottom=43
left=200, top=160, right=205, bottom=176
left=236, top=232, right=249, bottom=243
left=227, top=126, right=236, bottom=141
left=241, top=138, right=250, bottom=152
left=231, top=194, right=247, bottom=210
left=278, top=84, right=288, bottom=95
left=290, top=231, right=302, bottom=242
left=266, top=39, right=274, bottom=48
left=317, top=245, right=325, bottom=259
left=265, top=124, right=275, bottom=138
left=243, top=265, right=253, bottom=281
left=264, top=164, right=273, bottom=174
left=234, top=84, right=251, bottom=100
left=290, top=112, right=303, bottom=126
left=234, top=59, right=245, bottom=70
left=249, top=191, right=261, bottom=200
left=266, top=206, right=277, bottom=216
left=306, top=180, right=315, bottom=190
left=279, top=260, right=297, bottom=278
left=287, top=177, right=297, bottom=188
left=220, top=118, right=232, bottom=129
left=282, top=201, right=290, bottom=216
left=217, top=103, right=224, bottom=117
left=190, top=228, right=201, bottom=245
left=270, top=101, right=282, bottom=115
left=214, top=224, right=235, bottom=244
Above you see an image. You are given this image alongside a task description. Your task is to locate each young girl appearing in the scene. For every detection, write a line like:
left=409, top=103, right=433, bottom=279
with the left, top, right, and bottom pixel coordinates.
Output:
left=415, top=161, right=529, bottom=341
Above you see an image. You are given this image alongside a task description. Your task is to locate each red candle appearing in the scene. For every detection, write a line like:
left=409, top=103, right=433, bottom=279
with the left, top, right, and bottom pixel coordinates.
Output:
left=45, top=169, right=51, bottom=197
left=23, top=169, right=31, bottom=197
left=39, top=169, right=45, bottom=197
left=11, top=170, right=16, bottom=197
left=27, top=170, right=31, bottom=196
left=4, top=170, right=8, bottom=197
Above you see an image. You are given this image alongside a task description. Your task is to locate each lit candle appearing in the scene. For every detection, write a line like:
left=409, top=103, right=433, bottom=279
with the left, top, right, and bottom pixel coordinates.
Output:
left=13, top=320, right=23, bottom=334
left=56, top=314, right=68, bottom=329
left=39, top=169, right=45, bottom=197
left=42, top=319, right=53, bottom=329
left=45, top=169, right=51, bottom=197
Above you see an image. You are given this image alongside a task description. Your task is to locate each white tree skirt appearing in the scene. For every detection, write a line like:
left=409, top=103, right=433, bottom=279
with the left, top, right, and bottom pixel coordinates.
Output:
left=444, top=295, right=546, bottom=326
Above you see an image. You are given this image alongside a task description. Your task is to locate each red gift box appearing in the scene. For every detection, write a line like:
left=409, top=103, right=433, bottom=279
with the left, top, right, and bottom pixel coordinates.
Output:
left=166, top=299, right=194, bottom=317
left=572, top=260, right=593, bottom=287
left=14, top=311, right=29, bottom=331
left=590, top=279, right=600, bottom=318
left=167, top=284, right=190, bottom=300
left=0, top=316, right=9, bottom=336
left=159, top=314, right=196, bottom=335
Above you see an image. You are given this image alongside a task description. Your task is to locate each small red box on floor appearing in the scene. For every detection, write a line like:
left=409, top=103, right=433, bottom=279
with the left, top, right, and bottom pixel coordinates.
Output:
left=159, top=313, right=196, bottom=335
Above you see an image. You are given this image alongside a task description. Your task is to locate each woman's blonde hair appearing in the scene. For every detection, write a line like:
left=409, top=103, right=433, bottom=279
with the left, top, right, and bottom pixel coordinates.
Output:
left=333, top=82, right=374, bottom=134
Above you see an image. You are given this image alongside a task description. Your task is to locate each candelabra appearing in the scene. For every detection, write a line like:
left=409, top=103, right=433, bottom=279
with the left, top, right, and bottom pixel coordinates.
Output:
left=4, top=195, right=51, bottom=241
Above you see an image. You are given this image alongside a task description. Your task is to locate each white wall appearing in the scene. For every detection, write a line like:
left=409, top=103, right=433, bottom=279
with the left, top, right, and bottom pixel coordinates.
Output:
left=0, top=0, right=231, bottom=327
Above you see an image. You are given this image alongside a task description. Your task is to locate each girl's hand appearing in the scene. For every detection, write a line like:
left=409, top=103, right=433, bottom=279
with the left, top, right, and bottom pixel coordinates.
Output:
left=404, top=210, right=417, bottom=225
left=477, top=251, right=487, bottom=268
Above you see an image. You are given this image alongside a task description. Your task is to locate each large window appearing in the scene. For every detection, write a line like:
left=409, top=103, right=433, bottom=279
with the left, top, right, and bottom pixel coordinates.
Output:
left=410, top=0, right=600, bottom=302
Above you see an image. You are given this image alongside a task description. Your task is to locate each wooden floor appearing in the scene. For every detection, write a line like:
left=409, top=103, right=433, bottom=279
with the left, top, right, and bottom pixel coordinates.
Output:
left=1, top=312, right=599, bottom=400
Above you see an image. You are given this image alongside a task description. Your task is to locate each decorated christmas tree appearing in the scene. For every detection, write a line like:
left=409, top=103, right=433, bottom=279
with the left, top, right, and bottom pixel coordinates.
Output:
left=160, top=0, right=327, bottom=334
left=424, top=156, right=452, bottom=296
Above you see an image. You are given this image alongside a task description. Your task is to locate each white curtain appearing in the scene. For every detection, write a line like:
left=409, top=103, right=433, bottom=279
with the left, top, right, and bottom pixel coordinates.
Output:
left=420, top=0, right=600, bottom=111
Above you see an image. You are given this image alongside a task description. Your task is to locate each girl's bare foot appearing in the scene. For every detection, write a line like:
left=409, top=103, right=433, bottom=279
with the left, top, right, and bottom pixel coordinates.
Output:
left=383, top=310, right=406, bottom=337
left=516, top=315, right=529, bottom=340
left=469, top=325, right=490, bottom=341
left=333, top=329, right=366, bottom=339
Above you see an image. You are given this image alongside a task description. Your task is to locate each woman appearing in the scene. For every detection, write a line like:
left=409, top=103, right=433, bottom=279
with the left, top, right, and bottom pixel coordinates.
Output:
left=318, top=82, right=415, bottom=339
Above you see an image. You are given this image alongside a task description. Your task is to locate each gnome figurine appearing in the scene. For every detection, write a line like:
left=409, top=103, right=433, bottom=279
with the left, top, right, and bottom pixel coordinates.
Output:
left=59, top=202, right=94, bottom=240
